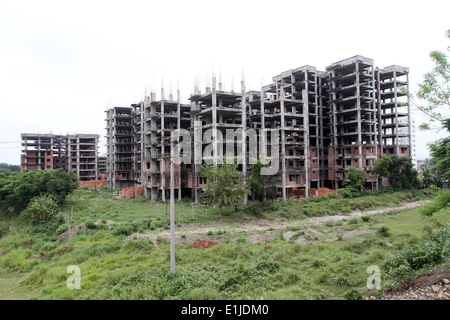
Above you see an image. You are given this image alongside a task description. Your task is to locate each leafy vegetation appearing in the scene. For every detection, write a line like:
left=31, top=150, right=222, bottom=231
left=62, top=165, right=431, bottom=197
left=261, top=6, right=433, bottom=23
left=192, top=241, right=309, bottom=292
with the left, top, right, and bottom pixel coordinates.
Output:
left=383, top=223, right=450, bottom=287
left=419, top=189, right=450, bottom=217
left=0, top=169, right=78, bottom=213
left=200, top=161, right=250, bottom=215
left=0, top=163, right=20, bottom=172
left=371, top=156, right=419, bottom=189
left=342, top=167, right=365, bottom=192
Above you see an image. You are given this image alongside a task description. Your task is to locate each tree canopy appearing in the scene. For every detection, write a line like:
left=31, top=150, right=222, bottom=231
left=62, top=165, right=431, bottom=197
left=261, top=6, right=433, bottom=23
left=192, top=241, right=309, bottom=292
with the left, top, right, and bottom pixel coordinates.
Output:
left=200, top=161, right=250, bottom=215
left=0, top=169, right=78, bottom=213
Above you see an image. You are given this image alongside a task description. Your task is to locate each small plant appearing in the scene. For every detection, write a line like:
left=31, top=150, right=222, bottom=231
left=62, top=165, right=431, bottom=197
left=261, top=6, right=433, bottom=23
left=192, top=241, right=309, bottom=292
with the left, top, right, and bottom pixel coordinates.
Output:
left=343, top=289, right=363, bottom=300
left=207, top=230, right=213, bottom=236
left=236, top=237, right=246, bottom=243
left=181, top=234, right=186, bottom=239
left=113, top=224, right=133, bottom=236
left=325, top=221, right=334, bottom=227
left=348, top=219, right=358, bottom=225
left=85, top=220, right=96, bottom=230
left=361, top=216, right=371, bottom=222
left=23, top=195, right=57, bottom=222
left=377, top=226, right=390, bottom=237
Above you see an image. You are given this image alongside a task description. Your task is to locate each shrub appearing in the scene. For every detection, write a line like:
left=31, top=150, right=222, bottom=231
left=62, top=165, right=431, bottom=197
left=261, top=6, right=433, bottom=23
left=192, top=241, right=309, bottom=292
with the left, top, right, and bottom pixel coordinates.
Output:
left=361, top=216, right=371, bottom=222
left=243, top=202, right=275, bottom=217
left=343, top=289, right=363, bottom=300
left=377, top=226, right=390, bottom=237
left=255, top=260, right=281, bottom=273
left=383, top=224, right=449, bottom=284
left=132, top=219, right=150, bottom=230
left=113, top=224, right=133, bottom=236
left=22, top=195, right=57, bottom=222
left=0, top=169, right=78, bottom=212
left=85, top=220, right=96, bottom=230
left=419, top=190, right=450, bottom=217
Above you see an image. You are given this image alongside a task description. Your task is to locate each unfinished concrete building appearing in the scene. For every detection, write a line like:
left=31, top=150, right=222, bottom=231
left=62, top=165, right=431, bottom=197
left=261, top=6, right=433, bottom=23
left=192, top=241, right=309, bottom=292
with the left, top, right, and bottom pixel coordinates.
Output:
left=143, top=90, right=191, bottom=201
left=327, top=56, right=379, bottom=189
left=21, top=134, right=66, bottom=171
left=20, top=133, right=100, bottom=180
left=105, top=55, right=412, bottom=200
left=189, top=79, right=247, bottom=203
left=105, top=107, right=135, bottom=189
left=66, top=134, right=99, bottom=181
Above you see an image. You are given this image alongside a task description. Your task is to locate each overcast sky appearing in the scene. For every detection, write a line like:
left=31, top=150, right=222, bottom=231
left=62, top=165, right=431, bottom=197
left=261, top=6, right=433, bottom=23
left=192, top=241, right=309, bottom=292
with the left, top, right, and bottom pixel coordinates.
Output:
left=0, top=0, right=449, bottom=165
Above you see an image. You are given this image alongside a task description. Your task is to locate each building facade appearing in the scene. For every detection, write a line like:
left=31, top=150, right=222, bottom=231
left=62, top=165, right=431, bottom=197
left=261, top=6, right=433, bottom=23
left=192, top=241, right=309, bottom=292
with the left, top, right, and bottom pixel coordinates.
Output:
left=21, top=133, right=100, bottom=180
left=106, top=55, right=412, bottom=200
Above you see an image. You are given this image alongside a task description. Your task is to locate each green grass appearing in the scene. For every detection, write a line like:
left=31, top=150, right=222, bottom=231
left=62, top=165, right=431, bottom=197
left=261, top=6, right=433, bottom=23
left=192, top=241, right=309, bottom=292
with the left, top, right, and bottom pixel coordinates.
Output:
left=0, top=187, right=447, bottom=300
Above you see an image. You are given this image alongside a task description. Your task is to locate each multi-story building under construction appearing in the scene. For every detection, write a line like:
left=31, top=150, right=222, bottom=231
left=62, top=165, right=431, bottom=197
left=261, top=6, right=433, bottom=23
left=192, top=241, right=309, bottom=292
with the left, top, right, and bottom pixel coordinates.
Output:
left=105, top=55, right=413, bottom=201
left=20, top=133, right=100, bottom=180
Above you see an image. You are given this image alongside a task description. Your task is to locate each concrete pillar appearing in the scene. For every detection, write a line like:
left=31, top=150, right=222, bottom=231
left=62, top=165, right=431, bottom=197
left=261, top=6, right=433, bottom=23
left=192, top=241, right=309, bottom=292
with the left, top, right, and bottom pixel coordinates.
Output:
left=212, top=76, right=218, bottom=165
left=241, top=80, right=247, bottom=205
left=393, top=70, right=400, bottom=156
left=356, top=62, right=363, bottom=169
left=280, top=86, right=287, bottom=201
left=302, top=87, right=309, bottom=198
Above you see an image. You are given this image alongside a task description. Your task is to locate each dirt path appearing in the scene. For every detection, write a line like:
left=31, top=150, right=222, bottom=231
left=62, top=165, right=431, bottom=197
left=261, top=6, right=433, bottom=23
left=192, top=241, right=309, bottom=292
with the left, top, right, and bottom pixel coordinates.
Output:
left=128, top=200, right=430, bottom=244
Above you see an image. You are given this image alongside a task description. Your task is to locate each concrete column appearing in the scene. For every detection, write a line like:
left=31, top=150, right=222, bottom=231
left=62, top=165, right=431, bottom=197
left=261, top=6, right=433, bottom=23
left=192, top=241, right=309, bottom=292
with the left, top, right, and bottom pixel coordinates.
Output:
left=212, top=76, right=218, bottom=165
left=406, top=72, right=412, bottom=155
left=303, top=86, right=309, bottom=198
left=241, top=80, right=247, bottom=205
left=161, top=100, right=165, bottom=202
left=356, top=62, right=363, bottom=169
left=280, top=86, right=287, bottom=201
left=394, top=70, right=400, bottom=156
left=177, top=90, right=182, bottom=201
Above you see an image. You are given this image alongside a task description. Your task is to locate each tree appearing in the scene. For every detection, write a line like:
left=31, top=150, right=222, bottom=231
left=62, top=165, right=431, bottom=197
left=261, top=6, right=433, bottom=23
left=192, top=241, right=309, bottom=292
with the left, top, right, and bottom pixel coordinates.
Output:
left=428, top=136, right=450, bottom=182
left=371, top=156, right=393, bottom=180
left=372, top=156, right=419, bottom=189
left=249, top=157, right=272, bottom=202
left=342, top=167, right=365, bottom=191
left=0, top=163, right=20, bottom=172
left=200, top=161, right=250, bottom=216
left=0, top=169, right=78, bottom=213
left=401, top=29, right=449, bottom=131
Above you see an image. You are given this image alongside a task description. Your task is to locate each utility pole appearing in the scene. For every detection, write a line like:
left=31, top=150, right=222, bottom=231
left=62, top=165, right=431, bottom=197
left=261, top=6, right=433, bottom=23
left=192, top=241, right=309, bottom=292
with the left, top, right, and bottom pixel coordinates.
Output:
left=170, top=137, right=175, bottom=275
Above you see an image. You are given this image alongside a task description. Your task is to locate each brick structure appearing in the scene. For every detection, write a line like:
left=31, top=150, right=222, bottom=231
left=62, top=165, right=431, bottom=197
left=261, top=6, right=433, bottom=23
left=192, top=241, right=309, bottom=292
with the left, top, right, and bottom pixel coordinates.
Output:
left=105, top=55, right=413, bottom=201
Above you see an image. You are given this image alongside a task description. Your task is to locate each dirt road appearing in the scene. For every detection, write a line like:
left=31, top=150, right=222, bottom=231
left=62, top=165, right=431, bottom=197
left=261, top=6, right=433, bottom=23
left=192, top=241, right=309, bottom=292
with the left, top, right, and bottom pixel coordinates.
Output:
left=128, top=200, right=430, bottom=244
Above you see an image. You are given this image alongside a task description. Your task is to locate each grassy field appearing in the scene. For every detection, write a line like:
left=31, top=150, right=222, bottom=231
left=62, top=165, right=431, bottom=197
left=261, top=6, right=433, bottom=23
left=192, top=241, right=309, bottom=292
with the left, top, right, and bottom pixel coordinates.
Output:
left=0, top=187, right=448, bottom=300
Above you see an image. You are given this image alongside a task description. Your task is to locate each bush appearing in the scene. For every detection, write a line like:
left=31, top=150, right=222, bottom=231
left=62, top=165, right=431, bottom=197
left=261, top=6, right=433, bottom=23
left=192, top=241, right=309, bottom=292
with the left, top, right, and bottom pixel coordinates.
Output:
left=22, top=195, right=57, bottom=222
left=361, top=216, right=371, bottom=222
left=113, top=224, right=133, bottom=236
left=0, top=169, right=78, bottom=212
left=383, top=224, right=450, bottom=284
left=338, top=187, right=360, bottom=199
left=255, top=260, right=281, bottom=273
left=343, top=289, right=363, bottom=300
left=377, top=226, right=390, bottom=237
left=85, top=220, right=96, bottom=230
left=419, top=190, right=450, bottom=217
left=243, top=202, right=275, bottom=217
